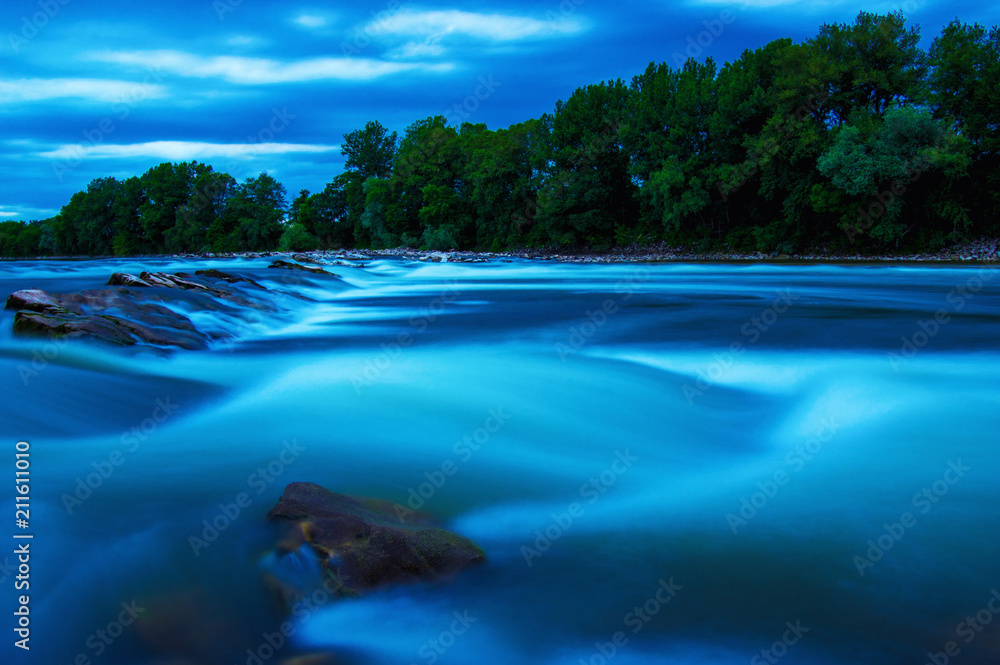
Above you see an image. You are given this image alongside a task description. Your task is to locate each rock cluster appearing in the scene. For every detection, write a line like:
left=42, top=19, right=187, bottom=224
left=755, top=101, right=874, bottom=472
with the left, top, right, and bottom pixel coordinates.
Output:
left=5, top=269, right=271, bottom=349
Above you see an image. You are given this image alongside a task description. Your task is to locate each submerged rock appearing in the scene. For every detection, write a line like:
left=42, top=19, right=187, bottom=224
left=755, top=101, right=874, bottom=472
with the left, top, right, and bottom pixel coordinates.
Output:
left=265, top=482, right=485, bottom=600
left=107, top=272, right=151, bottom=287
left=13, top=310, right=139, bottom=346
left=194, top=268, right=264, bottom=289
left=268, top=259, right=339, bottom=276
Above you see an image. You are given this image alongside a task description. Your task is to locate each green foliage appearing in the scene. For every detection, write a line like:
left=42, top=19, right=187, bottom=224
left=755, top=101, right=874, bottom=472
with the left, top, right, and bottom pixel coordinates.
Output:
left=278, top=223, right=319, bottom=251
left=341, top=120, right=398, bottom=180
left=817, top=107, right=970, bottom=243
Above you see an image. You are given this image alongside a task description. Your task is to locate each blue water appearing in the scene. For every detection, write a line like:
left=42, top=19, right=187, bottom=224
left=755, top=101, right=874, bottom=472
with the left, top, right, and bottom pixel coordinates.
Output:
left=2, top=258, right=1000, bottom=665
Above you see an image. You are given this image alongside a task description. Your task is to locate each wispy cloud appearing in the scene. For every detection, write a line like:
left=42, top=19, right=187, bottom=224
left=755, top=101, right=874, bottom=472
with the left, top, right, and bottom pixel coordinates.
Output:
left=391, top=41, right=447, bottom=59
left=368, top=10, right=585, bottom=41
left=0, top=78, right=168, bottom=104
left=226, top=35, right=259, bottom=46
left=39, top=141, right=340, bottom=161
left=294, top=14, right=326, bottom=28
left=0, top=204, right=56, bottom=220
left=84, top=50, right=452, bottom=84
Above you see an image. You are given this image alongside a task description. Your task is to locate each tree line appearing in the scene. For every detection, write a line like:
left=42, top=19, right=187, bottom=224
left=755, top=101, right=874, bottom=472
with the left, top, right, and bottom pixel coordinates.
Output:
left=2, top=12, right=998, bottom=258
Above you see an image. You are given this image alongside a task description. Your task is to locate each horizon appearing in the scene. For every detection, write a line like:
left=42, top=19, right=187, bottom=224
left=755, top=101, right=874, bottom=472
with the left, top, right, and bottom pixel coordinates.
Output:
left=2, top=0, right=999, bottom=222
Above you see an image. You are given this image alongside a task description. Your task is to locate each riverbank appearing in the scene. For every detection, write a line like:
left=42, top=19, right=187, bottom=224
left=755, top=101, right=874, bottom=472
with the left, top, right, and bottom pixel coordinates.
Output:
left=327, top=236, right=1000, bottom=264
left=369, top=237, right=1000, bottom=264
left=6, top=237, right=999, bottom=264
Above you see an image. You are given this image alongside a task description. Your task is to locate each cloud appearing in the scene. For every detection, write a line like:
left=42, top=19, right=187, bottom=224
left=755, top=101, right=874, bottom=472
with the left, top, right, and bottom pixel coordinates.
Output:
left=0, top=204, right=56, bottom=220
left=392, top=41, right=447, bottom=59
left=226, top=35, right=258, bottom=46
left=294, top=14, right=326, bottom=28
left=84, top=50, right=452, bottom=84
left=368, top=9, right=585, bottom=42
left=0, top=78, right=168, bottom=104
left=38, top=141, right=340, bottom=161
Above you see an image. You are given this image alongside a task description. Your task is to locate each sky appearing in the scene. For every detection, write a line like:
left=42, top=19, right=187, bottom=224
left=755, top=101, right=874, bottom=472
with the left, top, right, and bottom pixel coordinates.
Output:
left=1, top=0, right=998, bottom=222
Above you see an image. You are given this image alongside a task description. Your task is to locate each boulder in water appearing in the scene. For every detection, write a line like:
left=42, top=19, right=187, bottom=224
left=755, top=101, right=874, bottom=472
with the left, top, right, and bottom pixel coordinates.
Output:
left=195, top=269, right=265, bottom=289
left=4, top=269, right=272, bottom=348
left=265, top=482, right=485, bottom=599
left=268, top=260, right=339, bottom=277
left=107, top=272, right=151, bottom=287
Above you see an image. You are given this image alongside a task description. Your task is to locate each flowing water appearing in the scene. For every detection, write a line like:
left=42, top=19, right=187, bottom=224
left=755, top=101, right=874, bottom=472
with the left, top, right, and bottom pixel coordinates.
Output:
left=2, top=258, right=999, bottom=665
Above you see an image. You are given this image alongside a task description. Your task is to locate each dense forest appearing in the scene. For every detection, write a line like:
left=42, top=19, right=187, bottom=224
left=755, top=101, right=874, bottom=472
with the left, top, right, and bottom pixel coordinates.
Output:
left=2, top=12, right=999, bottom=258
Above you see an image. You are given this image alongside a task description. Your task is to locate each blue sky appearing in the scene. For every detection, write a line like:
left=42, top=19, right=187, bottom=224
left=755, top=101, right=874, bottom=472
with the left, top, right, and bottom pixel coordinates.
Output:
left=1, top=0, right=998, bottom=221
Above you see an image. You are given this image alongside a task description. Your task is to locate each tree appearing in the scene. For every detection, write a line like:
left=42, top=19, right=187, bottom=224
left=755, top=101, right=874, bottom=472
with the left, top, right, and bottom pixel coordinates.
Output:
left=817, top=106, right=970, bottom=244
left=223, top=173, right=288, bottom=251
left=927, top=21, right=1000, bottom=231
left=537, top=79, right=638, bottom=246
left=311, top=172, right=364, bottom=248
left=278, top=223, right=319, bottom=251
left=624, top=59, right=720, bottom=240
left=342, top=120, right=398, bottom=180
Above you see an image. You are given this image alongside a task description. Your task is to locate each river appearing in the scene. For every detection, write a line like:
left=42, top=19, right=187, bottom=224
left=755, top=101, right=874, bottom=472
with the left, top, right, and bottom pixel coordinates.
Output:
left=2, top=257, right=999, bottom=665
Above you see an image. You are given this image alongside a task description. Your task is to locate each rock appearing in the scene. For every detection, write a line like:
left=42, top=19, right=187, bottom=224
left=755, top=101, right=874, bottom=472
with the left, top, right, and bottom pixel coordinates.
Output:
left=266, top=482, right=485, bottom=598
left=195, top=269, right=265, bottom=289
left=4, top=270, right=275, bottom=349
left=5, top=289, right=75, bottom=315
left=268, top=260, right=339, bottom=277
left=140, top=271, right=211, bottom=291
left=107, top=272, right=150, bottom=287
left=13, top=309, right=208, bottom=349
left=14, top=311, right=138, bottom=345
left=134, top=588, right=259, bottom=664
left=292, top=253, right=326, bottom=265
